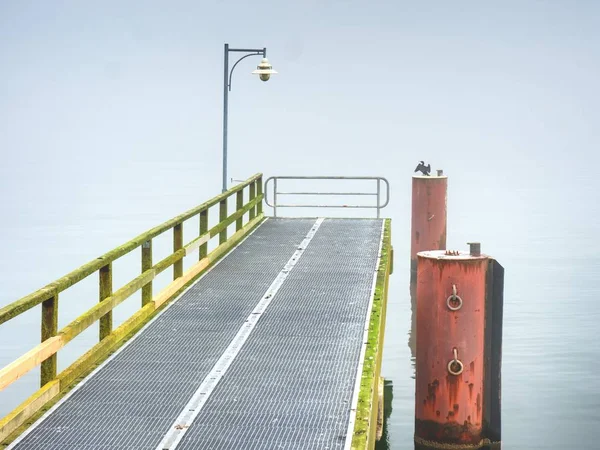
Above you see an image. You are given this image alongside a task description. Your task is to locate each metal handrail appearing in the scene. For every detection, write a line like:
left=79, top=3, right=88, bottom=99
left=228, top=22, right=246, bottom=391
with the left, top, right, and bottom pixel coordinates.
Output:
left=264, top=176, right=390, bottom=218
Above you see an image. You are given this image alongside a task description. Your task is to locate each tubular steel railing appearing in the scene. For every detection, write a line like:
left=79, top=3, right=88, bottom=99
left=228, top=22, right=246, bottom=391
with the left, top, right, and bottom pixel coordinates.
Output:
left=0, top=173, right=264, bottom=442
left=264, top=176, right=390, bottom=218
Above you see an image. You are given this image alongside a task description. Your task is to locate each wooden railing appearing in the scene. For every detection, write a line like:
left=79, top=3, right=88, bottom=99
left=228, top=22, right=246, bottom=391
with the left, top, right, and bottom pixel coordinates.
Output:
left=0, top=173, right=264, bottom=442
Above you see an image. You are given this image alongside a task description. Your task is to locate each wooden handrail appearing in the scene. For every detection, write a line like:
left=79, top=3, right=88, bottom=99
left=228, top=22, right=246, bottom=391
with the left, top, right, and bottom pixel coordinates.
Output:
left=0, top=173, right=262, bottom=325
left=0, top=174, right=264, bottom=396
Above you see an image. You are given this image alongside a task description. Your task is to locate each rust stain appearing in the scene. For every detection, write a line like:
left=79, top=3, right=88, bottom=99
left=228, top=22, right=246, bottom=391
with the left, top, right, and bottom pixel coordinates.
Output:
left=468, top=383, right=474, bottom=400
left=415, top=419, right=481, bottom=445
left=446, top=373, right=460, bottom=408
left=470, top=361, right=475, bottom=374
left=411, top=176, right=447, bottom=258
left=453, top=404, right=459, bottom=412
left=426, top=379, right=439, bottom=407
left=476, top=393, right=481, bottom=417
left=439, top=230, right=447, bottom=249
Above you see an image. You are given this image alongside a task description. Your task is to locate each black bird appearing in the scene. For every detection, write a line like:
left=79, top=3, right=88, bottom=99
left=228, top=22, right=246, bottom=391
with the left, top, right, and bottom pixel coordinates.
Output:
left=414, top=161, right=431, bottom=176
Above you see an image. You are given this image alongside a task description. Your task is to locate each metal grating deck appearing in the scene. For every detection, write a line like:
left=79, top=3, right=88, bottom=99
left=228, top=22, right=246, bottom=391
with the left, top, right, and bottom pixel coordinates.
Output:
left=9, top=218, right=383, bottom=450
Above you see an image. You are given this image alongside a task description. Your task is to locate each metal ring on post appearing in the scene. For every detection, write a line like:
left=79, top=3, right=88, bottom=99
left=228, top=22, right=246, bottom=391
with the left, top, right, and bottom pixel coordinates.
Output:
left=446, top=285, right=463, bottom=311
left=447, top=348, right=464, bottom=376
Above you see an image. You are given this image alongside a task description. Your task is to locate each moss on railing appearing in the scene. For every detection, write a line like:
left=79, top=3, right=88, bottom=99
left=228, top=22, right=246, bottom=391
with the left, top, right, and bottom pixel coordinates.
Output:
left=0, top=174, right=265, bottom=446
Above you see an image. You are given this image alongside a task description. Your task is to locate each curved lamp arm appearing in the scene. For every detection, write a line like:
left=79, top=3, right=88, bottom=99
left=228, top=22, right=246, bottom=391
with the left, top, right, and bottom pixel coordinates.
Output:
left=228, top=52, right=262, bottom=91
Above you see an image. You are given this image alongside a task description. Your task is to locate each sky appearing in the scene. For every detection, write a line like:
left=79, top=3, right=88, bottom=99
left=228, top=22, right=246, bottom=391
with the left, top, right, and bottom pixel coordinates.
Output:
left=1, top=1, right=600, bottom=448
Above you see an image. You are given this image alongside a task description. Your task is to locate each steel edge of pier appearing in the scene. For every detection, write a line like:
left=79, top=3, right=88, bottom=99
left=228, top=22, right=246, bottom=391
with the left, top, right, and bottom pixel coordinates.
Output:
left=349, top=218, right=392, bottom=449
left=0, top=215, right=267, bottom=449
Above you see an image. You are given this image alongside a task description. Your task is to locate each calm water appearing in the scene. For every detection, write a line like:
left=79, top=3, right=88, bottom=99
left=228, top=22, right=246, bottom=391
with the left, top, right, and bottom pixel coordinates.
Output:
left=1, top=166, right=599, bottom=450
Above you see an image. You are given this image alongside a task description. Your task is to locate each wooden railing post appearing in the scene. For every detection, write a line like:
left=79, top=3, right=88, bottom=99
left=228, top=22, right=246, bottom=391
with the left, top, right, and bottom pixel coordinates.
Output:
left=99, top=263, right=113, bottom=341
left=257, top=176, right=263, bottom=216
left=174, top=224, right=183, bottom=280
left=219, top=199, right=227, bottom=245
left=236, top=190, right=244, bottom=231
left=249, top=182, right=256, bottom=221
left=142, top=240, right=153, bottom=306
left=40, top=294, right=58, bottom=386
left=199, top=209, right=208, bottom=261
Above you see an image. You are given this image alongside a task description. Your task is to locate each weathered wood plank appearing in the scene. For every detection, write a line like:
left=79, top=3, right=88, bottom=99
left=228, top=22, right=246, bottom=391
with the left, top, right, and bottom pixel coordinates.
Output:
left=173, top=224, right=183, bottom=280
left=249, top=182, right=256, bottom=220
left=0, top=380, right=60, bottom=442
left=59, top=270, right=155, bottom=343
left=199, top=209, right=208, bottom=261
left=99, top=263, right=113, bottom=342
left=183, top=234, right=210, bottom=257
left=219, top=199, right=227, bottom=245
left=40, top=294, right=58, bottom=387
left=142, top=240, right=153, bottom=306
left=153, top=249, right=185, bottom=275
left=257, top=177, right=263, bottom=215
left=236, top=190, right=244, bottom=231
left=0, top=337, right=64, bottom=392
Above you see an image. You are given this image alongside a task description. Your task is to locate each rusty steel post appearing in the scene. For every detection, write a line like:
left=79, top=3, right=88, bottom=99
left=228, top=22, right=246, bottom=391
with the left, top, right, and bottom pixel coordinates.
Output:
left=415, top=245, right=503, bottom=449
left=410, top=172, right=447, bottom=280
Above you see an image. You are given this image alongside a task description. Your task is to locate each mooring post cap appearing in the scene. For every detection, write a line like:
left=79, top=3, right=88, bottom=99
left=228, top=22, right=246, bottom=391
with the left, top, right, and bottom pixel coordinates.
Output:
left=436, top=169, right=444, bottom=176
left=467, top=242, right=481, bottom=256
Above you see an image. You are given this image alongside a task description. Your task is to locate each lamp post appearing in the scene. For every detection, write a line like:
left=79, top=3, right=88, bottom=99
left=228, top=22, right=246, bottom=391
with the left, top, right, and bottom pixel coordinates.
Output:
left=222, top=43, right=277, bottom=192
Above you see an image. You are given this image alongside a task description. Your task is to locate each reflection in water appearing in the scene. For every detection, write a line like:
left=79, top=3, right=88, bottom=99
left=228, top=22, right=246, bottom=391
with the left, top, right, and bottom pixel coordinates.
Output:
left=375, top=379, right=394, bottom=450
left=408, top=279, right=416, bottom=379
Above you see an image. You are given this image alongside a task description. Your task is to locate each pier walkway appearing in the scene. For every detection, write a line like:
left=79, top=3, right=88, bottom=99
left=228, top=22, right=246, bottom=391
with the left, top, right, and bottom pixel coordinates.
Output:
left=4, top=218, right=389, bottom=450
left=0, top=175, right=392, bottom=450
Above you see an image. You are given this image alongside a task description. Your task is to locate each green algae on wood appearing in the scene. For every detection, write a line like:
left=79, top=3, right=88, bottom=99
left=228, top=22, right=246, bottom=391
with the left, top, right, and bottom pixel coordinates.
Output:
left=141, top=240, right=153, bottom=306
left=236, top=190, right=244, bottom=231
left=0, top=380, right=60, bottom=443
left=40, top=295, right=58, bottom=387
left=99, top=263, right=113, bottom=342
left=173, top=223, right=183, bottom=280
left=219, top=199, right=227, bottom=245
left=257, top=177, right=263, bottom=216
left=249, top=182, right=256, bottom=220
left=350, top=218, right=392, bottom=449
left=199, top=209, right=208, bottom=261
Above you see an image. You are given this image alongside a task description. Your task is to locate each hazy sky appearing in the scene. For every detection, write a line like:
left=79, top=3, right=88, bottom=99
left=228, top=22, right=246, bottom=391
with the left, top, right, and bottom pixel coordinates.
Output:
left=2, top=1, right=599, bottom=186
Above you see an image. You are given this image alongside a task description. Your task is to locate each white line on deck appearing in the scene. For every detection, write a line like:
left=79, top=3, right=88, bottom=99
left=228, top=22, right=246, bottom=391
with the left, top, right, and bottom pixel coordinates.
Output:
left=5, top=219, right=269, bottom=450
left=156, top=217, right=325, bottom=450
left=343, top=220, right=385, bottom=450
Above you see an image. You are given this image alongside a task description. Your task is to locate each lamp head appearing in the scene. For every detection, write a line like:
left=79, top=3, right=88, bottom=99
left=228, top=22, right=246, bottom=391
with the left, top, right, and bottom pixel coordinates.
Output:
left=252, top=58, right=277, bottom=82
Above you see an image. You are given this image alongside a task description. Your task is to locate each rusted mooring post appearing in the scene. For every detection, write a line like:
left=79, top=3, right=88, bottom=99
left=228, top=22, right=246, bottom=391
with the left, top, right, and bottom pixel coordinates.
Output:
left=415, top=243, right=503, bottom=449
left=410, top=171, right=447, bottom=280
